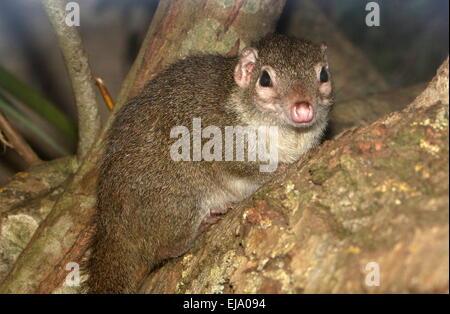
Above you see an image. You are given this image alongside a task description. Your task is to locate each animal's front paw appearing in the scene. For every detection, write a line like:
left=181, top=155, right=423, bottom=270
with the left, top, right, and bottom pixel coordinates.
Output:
left=198, top=204, right=234, bottom=233
left=198, top=215, right=222, bottom=233
left=210, top=204, right=234, bottom=215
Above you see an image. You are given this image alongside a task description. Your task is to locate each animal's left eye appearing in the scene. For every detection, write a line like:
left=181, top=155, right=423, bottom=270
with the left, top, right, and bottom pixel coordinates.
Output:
left=320, top=66, right=328, bottom=83
left=259, top=70, right=272, bottom=87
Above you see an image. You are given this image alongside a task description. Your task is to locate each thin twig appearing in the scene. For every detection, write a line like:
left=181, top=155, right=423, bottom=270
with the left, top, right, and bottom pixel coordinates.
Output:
left=0, top=111, right=41, bottom=166
left=95, top=78, right=115, bottom=111
left=0, top=130, right=13, bottom=148
left=41, top=0, right=101, bottom=160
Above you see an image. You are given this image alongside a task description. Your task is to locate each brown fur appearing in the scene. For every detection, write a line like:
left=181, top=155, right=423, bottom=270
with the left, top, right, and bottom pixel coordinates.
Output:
left=86, top=34, right=333, bottom=293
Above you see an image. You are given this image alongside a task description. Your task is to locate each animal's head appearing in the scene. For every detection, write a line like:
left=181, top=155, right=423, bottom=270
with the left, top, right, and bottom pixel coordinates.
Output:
left=234, top=34, right=333, bottom=129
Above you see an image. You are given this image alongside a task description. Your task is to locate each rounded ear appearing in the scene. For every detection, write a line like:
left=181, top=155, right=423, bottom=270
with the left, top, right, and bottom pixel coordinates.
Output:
left=234, top=47, right=258, bottom=88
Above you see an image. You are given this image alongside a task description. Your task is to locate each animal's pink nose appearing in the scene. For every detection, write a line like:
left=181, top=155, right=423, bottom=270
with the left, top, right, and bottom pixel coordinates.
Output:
left=290, top=101, right=314, bottom=123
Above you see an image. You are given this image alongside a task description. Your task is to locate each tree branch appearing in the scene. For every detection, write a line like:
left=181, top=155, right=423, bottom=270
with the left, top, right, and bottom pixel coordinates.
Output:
left=41, top=0, right=101, bottom=160
left=0, top=156, right=77, bottom=215
left=0, top=111, right=41, bottom=166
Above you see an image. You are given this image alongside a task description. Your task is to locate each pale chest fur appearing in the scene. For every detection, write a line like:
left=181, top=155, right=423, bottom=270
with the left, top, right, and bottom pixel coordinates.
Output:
left=276, top=123, right=325, bottom=163
left=198, top=175, right=260, bottom=226
left=197, top=122, right=324, bottom=225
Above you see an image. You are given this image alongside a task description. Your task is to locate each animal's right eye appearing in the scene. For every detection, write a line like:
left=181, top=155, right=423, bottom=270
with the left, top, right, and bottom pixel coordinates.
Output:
left=259, top=70, right=272, bottom=87
left=320, top=66, right=329, bottom=83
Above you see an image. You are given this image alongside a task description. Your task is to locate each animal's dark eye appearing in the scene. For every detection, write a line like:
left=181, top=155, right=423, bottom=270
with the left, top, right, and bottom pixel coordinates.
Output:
left=320, top=66, right=328, bottom=83
left=259, top=70, right=272, bottom=87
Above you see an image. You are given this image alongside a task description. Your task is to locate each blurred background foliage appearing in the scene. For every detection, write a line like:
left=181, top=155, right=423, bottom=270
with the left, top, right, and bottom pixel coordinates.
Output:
left=0, top=0, right=448, bottom=184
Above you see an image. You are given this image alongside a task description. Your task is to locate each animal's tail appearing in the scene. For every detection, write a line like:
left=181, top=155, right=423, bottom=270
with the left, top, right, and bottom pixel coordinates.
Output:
left=84, top=223, right=151, bottom=294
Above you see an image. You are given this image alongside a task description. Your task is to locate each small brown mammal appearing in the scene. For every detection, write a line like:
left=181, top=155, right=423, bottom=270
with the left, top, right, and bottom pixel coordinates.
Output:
left=86, top=34, right=333, bottom=293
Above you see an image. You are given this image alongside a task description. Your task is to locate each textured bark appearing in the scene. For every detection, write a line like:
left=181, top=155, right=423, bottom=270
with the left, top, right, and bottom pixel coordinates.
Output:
left=0, top=0, right=286, bottom=294
left=0, top=156, right=77, bottom=282
left=0, top=187, right=66, bottom=282
left=139, top=58, right=449, bottom=293
left=409, top=58, right=449, bottom=110
left=0, top=156, right=77, bottom=215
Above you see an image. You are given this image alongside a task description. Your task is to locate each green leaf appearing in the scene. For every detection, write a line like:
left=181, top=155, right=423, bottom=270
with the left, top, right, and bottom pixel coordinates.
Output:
left=0, top=65, right=76, bottom=141
left=0, top=92, right=70, bottom=156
